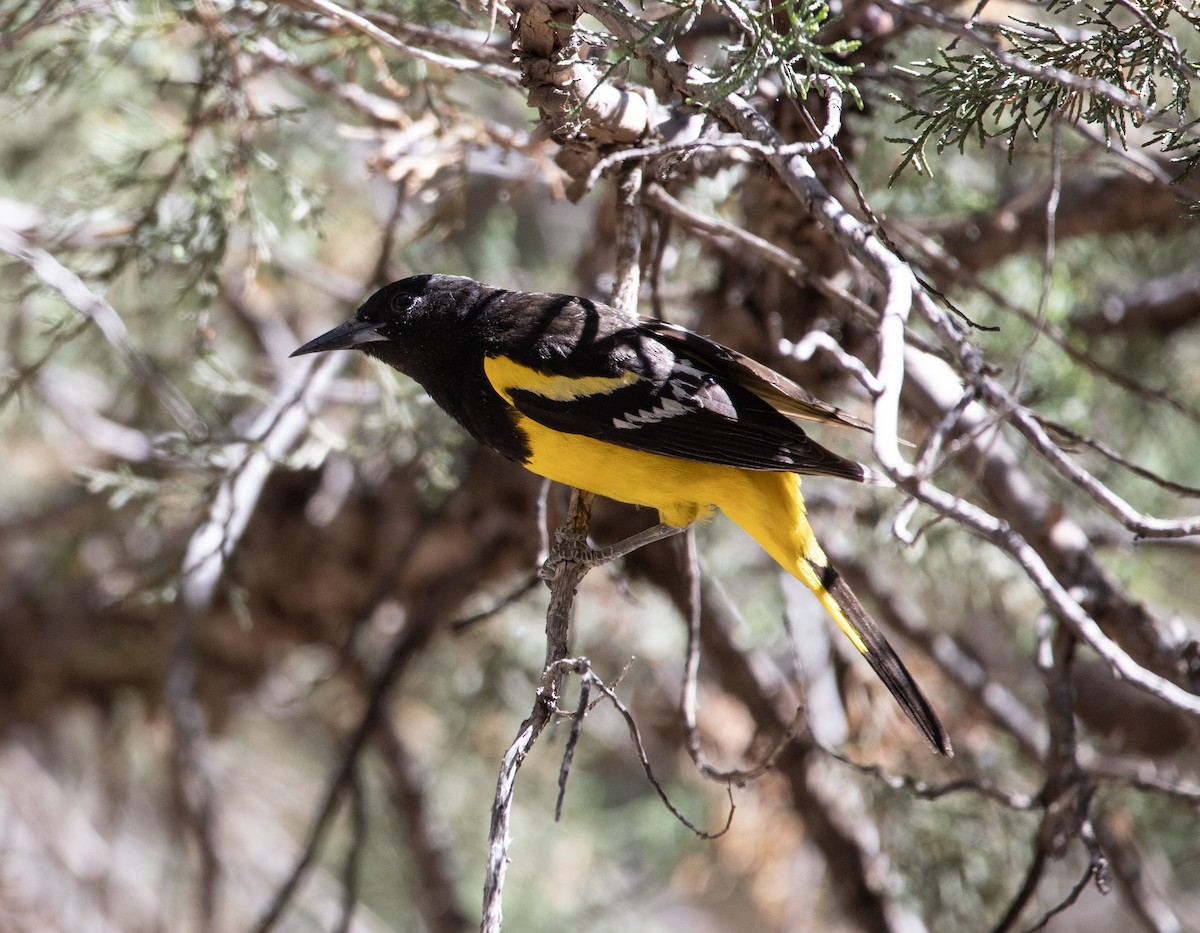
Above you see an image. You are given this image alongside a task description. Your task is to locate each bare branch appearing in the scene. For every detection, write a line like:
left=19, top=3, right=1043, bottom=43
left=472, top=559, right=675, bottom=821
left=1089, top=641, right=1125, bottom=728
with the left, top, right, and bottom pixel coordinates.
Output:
left=1093, top=812, right=1184, bottom=933
left=1030, top=416, right=1200, bottom=499
left=932, top=171, right=1197, bottom=273
left=587, top=665, right=735, bottom=838
left=901, top=350, right=1200, bottom=719
left=480, top=489, right=592, bottom=933
left=611, top=161, right=644, bottom=315
left=254, top=601, right=439, bottom=932
left=283, top=0, right=519, bottom=87
left=622, top=534, right=933, bottom=931
left=252, top=36, right=410, bottom=124
left=553, top=672, right=590, bottom=821
left=450, top=574, right=541, bottom=632
left=0, top=223, right=206, bottom=438
left=644, top=184, right=883, bottom=329
left=891, top=218, right=1200, bottom=427
left=1071, top=268, right=1200, bottom=338
left=824, top=748, right=1038, bottom=810
left=333, top=767, right=367, bottom=933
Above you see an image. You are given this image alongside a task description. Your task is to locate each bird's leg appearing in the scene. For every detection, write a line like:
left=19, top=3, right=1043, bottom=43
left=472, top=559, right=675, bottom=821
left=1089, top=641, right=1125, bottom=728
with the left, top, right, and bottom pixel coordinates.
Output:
left=541, top=523, right=690, bottom=579
left=589, top=522, right=691, bottom=562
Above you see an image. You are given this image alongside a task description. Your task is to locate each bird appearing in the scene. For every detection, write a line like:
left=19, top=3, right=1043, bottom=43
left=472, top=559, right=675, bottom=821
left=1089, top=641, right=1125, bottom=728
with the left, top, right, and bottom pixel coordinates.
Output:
left=292, top=274, right=951, bottom=756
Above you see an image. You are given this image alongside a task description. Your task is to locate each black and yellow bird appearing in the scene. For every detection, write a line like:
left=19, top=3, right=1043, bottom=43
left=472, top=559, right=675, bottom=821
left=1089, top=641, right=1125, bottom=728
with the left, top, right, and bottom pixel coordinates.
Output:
left=292, top=274, right=951, bottom=756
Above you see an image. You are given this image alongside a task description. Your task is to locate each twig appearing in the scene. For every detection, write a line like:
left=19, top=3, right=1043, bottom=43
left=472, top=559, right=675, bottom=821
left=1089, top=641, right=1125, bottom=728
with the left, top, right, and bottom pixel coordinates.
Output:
left=554, top=672, right=591, bottom=821
left=480, top=489, right=593, bottom=933
left=588, top=666, right=735, bottom=838
left=0, top=223, right=206, bottom=439
left=1031, top=415, right=1200, bottom=499
left=1010, top=125, right=1061, bottom=399
left=625, top=529, right=927, bottom=929
left=992, top=851, right=1048, bottom=933
left=782, top=331, right=883, bottom=397
left=1020, top=808, right=1109, bottom=933
left=890, top=217, right=1200, bottom=428
left=1016, top=859, right=1090, bottom=933
left=995, top=616, right=1106, bottom=933
left=333, top=766, right=367, bottom=933
left=902, top=339, right=1200, bottom=715
left=450, top=574, right=540, bottom=632
left=1093, top=812, right=1183, bottom=933
left=253, top=36, right=408, bottom=124
left=611, top=162, right=644, bottom=315
left=642, top=185, right=872, bottom=325
left=1086, top=758, right=1200, bottom=803
left=824, top=748, right=1038, bottom=809
left=584, top=78, right=845, bottom=193
left=681, top=531, right=800, bottom=782
left=998, top=393, right=1200, bottom=539
left=286, top=0, right=519, bottom=87
left=177, top=352, right=342, bottom=626
left=165, top=348, right=344, bottom=930
left=253, top=597, right=439, bottom=932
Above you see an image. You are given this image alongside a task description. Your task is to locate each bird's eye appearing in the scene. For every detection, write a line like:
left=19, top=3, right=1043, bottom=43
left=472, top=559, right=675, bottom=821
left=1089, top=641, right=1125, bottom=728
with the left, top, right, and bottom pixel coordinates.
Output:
left=391, top=292, right=415, bottom=314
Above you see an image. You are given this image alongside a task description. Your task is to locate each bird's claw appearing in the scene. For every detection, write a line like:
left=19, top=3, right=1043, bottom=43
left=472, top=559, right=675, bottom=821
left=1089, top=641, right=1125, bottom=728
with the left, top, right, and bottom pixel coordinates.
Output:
left=539, top=530, right=605, bottom=581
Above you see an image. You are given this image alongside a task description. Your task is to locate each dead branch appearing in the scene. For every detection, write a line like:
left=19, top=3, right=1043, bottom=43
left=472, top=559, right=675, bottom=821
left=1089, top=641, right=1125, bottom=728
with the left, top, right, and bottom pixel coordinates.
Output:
left=933, top=172, right=1196, bottom=273
left=480, top=490, right=593, bottom=933
left=1071, top=268, right=1200, bottom=338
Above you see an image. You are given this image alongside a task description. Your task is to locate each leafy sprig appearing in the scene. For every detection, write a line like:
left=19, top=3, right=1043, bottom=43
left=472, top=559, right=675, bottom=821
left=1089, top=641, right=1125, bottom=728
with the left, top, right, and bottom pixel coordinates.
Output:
left=652, top=0, right=862, bottom=105
left=888, top=0, right=1200, bottom=181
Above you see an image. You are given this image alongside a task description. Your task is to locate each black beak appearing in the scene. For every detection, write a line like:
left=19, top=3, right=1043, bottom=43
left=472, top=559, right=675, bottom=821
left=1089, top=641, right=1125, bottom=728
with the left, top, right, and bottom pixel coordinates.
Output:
left=290, top=319, right=389, bottom=357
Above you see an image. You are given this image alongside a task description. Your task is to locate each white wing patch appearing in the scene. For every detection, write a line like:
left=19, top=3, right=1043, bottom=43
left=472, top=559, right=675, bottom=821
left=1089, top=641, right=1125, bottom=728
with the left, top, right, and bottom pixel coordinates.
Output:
left=612, top=396, right=689, bottom=429
left=612, top=357, right=735, bottom=429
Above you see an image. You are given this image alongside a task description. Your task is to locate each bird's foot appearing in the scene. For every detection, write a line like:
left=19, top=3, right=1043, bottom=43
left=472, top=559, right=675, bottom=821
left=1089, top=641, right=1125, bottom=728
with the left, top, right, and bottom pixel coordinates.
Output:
left=539, top=530, right=601, bottom=581
left=539, top=523, right=690, bottom=581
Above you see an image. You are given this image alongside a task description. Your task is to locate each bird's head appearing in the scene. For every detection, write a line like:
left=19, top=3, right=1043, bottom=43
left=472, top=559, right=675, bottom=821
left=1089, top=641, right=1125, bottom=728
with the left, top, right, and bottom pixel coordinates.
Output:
left=290, top=274, right=485, bottom=364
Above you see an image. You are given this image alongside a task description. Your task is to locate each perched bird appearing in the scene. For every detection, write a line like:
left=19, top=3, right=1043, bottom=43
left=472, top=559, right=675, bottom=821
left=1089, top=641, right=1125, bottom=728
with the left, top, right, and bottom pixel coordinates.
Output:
left=292, top=274, right=951, bottom=755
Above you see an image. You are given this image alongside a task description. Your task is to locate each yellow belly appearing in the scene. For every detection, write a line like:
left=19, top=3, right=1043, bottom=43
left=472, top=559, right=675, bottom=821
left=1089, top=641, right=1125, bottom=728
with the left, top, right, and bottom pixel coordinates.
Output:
left=514, top=413, right=726, bottom=526
left=512, top=414, right=862, bottom=655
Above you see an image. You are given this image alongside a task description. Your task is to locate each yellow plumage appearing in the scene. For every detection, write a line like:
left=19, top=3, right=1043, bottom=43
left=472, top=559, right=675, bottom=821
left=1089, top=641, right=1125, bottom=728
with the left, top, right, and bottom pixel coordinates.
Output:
left=487, top=355, right=872, bottom=657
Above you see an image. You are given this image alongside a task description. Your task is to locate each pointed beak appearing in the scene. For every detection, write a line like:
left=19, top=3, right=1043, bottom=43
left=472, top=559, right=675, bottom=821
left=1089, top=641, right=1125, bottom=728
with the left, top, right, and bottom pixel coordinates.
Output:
left=290, top=318, right=389, bottom=357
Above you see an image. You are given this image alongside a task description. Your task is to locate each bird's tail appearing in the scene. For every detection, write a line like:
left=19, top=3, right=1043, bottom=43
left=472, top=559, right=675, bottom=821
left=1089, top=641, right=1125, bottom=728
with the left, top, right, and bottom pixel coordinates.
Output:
left=804, top=557, right=952, bottom=756
left=720, top=472, right=952, bottom=757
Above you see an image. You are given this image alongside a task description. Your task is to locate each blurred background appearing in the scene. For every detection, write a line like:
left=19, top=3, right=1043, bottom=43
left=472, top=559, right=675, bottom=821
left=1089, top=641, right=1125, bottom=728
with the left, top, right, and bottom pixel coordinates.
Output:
left=1, top=0, right=1199, bottom=930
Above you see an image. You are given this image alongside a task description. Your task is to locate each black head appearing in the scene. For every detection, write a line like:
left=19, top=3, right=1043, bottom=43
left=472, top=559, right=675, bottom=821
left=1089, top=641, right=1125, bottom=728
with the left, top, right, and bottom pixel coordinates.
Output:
left=290, top=274, right=486, bottom=360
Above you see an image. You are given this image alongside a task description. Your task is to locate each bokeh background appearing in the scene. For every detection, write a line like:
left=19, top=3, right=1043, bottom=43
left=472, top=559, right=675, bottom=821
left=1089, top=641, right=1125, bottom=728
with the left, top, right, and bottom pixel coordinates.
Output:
left=2, top=1, right=1199, bottom=930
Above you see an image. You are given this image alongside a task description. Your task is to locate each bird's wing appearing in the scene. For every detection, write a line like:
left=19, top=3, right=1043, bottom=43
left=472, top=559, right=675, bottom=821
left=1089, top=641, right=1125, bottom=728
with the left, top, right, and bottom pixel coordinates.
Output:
left=482, top=323, right=871, bottom=482
left=640, top=319, right=874, bottom=432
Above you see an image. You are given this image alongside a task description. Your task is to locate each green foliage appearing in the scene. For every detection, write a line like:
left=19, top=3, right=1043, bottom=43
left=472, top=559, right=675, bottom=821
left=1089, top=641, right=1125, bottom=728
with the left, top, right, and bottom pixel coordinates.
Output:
left=649, top=0, right=862, bottom=104
left=888, top=0, right=1200, bottom=181
left=77, top=463, right=161, bottom=511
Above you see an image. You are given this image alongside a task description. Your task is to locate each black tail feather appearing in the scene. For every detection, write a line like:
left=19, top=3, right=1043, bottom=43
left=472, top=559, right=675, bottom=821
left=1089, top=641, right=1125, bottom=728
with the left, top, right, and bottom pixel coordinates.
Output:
left=824, top=568, right=952, bottom=757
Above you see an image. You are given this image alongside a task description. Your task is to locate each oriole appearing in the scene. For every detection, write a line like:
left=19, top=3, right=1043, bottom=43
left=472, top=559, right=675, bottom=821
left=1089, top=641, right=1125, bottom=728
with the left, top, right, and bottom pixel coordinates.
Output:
left=292, top=274, right=951, bottom=755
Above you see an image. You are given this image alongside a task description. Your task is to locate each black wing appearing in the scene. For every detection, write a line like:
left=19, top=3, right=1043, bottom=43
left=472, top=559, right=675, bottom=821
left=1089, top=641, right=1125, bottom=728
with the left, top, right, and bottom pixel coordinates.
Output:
left=640, top=319, right=874, bottom=432
left=488, top=320, right=872, bottom=482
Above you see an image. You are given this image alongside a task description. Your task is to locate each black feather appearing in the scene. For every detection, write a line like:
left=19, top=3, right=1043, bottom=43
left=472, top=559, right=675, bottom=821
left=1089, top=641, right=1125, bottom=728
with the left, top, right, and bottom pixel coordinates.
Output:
left=813, top=560, right=952, bottom=756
